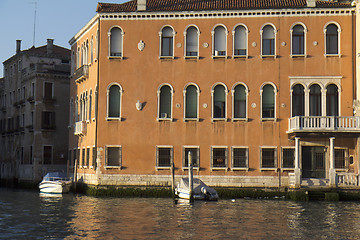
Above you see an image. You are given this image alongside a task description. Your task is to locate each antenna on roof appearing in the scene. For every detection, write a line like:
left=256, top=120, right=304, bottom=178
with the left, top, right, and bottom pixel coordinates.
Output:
left=29, top=1, right=37, bottom=46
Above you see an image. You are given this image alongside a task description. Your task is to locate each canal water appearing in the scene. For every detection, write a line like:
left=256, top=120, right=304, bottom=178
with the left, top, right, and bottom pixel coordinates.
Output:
left=1, top=189, right=360, bottom=239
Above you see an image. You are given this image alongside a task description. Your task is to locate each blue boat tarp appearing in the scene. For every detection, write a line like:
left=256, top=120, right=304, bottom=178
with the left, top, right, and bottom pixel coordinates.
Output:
left=43, top=172, right=69, bottom=180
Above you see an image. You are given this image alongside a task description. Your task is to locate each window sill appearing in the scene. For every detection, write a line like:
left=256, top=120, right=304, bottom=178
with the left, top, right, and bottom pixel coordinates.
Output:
left=335, top=168, right=347, bottom=172
left=108, top=56, right=123, bottom=59
left=291, top=54, right=306, bottom=58
left=182, top=167, right=200, bottom=171
left=212, top=55, right=227, bottom=59
left=261, top=55, right=277, bottom=59
left=261, top=118, right=277, bottom=122
left=159, top=56, right=174, bottom=59
left=106, top=117, right=121, bottom=121
left=105, top=166, right=122, bottom=169
left=233, top=55, right=247, bottom=59
left=157, top=118, right=173, bottom=122
left=156, top=166, right=171, bottom=171
left=184, top=56, right=199, bottom=59
left=324, top=54, right=341, bottom=58
left=260, top=168, right=277, bottom=172
left=211, top=167, right=228, bottom=171
left=281, top=168, right=295, bottom=172
left=232, top=118, right=248, bottom=122
left=231, top=167, right=249, bottom=171
left=212, top=118, right=227, bottom=122
left=184, top=118, right=199, bottom=122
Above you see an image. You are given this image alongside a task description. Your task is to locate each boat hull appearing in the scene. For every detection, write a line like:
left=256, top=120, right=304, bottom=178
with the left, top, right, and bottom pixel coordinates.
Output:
left=39, top=181, right=71, bottom=194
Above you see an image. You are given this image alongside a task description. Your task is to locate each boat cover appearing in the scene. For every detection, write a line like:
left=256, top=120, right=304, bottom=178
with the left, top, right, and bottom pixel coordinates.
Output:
left=43, top=172, right=68, bottom=180
left=178, top=178, right=217, bottom=195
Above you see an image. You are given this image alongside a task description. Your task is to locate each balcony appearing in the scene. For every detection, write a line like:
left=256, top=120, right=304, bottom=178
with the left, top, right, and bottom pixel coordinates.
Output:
left=74, top=65, right=89, bottom=83
left=74, top=121, right=87, bottom=136
left=288, top=116, right=360, bottom=135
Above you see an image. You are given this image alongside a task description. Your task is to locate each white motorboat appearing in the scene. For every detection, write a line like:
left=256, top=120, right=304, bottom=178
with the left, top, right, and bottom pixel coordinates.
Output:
left=39, top=172, right=72, bottom=194
left=175, top=178, right=219, bottom=201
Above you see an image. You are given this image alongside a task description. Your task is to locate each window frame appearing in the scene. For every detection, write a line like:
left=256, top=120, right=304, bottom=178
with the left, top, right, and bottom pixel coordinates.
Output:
left=106, top=83, right=123, bottom=121
left=157, top=84, right=174, bottom=121
left=108, top=26, right=124, bottom=59
left=231, top=83, right=248, bottom=121
left=184, top=25, right=200, bottom=59
left=260, top=147, right=278, bottom=171
left=281, top=147, right=295, bottom=170
left=105, top=145, right=122, bottom=169
left=156, top=146, right=173, bottom=170
left=211, top=83, right=228, bottom=122
left=182, top=146, right=200, bottom=170
left=232, top=24, right=248, bottom=58
left=43, top=145, right=53, bottom=165
left=212, top=24, right=228, bottom=58
left=231, top=146, right=249, bottom=171
left=183, top=83, right=200, bottom=121
left=324, top=22, right=341, bottom=57
left=260, top=23, right=277, bottom=58
left=290, top=22, right=307, bottom=57
left=210, top=146, right=228, bottom=170
left=43, top=81, right=54, bottom=101
left=159, top=25, right=175, bottom=59
left=260, top=82, right=277, bottom=121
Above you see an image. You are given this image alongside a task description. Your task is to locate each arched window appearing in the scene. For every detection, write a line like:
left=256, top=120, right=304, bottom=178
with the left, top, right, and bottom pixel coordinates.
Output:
left=89, top=90, right=92, bottom=120
left=109, top=27, right=123, bottom=57
left=107, top=84, right=121, bottom=118
left=326, top=84, right=339, bottom=116
left=161, top=27, right=174, bottom=57
left=158, top=85, right=172, bottom=119
left=309, top=84, right=322, bottom=116
left=184, top=84, right=198, bottom=119
left=292, top=24, right=305, bottom=55
left=213, top=84, right=227, bottom=119
left=233, top=84, right=246, bottom=119
left=75, top=97, right=79, bottom=122
left=262, top=84, right=275, bottom=118
left=234, top=25, right=247, bottom=56
left=80, top=94, right=84, bottom=121
left=292, top=84, right=305, bottom=117
left=77, top=47, right=80, bottom=69
left=90, top=37, right=94, bottom=63
left=185, top=26, right=199, bottom=57
left=262, top=25, right=275, bottom=56
left=325, top=23, right=339, bottom=55
left=213, top=25, right=226, bottom=56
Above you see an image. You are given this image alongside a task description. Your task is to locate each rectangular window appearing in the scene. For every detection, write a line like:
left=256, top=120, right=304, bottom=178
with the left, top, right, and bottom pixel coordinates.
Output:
left=77, top=148, right=80, bottom=167
left=82, top=148, right=85, bottom=167
left=73, top=149, right=77, bottom=167
left=211, top=147, right=227, bottom=169
left=106, top=146, right=122, bottom=167
left=31, top=82, right=35, bottom=97
left=261, top=148, right=277, bottom=169
left=232, top=147, right=248, bottom=169
left=43, top=82, right=53, bottom=100
left=156, top=146, right=172, bottom=168
left=161, top=37, right=173, bottom=57
left=92, top=147, right=97, bottom=168
left=282, top=148, right=295, bottom=168
left=43, top=146, right=52, bottom=165
left=42, top=111, right=55, bottom=129
left=335, top=149, right=346, bottom=169
left=86, top=147, right=90, bottom=167
left=183, top=147, right=199, bottom=168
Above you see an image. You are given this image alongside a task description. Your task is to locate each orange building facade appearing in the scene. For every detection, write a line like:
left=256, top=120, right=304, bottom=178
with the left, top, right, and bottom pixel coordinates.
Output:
left=69, top=0, right=360, bottom=188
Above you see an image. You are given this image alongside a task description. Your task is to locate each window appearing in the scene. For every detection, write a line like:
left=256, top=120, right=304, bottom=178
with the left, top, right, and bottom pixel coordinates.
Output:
left=292, top=84, right=305, bottom=117
left=291, top=24, right=305, bottom=56
left=231, top=147, right=248, bottom=169
left=107, top=84, right=122, bottom=119
left=261, top=84, right=275, bottom=119
left=211, top=147, right=227, bottom=169
left=43, top=146, right=52, bottom=165
left=43, top=82, right=53, bottom=100
left=106, top=146, right=122, bottom=167
left=183, top=147, right=199, bottom=168
left=213, top=25, right=227, bottom=56
left=212, top=84, right=227, bottom=120
left=92, top=147, right=97, bottom=168
left=233, top=25, right=247, bottom=56
left=282, top=148, right=295, bottom=168
left=31, top=82, right=35, bottom=97
left=335, top=149, right=346, bottom=169
left=77, top=148, right=80, bottom=167
left=326, top=84, right=339, bottom=116
left=109, top=27, right=123, bottom=57
left=325, top=23, right=339, bottom=55
left=42, top=111, right=56, bottom=129
left=185, top=26, right=199, bottom=57
left=158, top=85, right=173, bottom=120
left=30, top=146, right=33, bottom=164
left=160, top=26, right=174, bottom=57
left=156, top=146, right=173, bottom=168
left=85, top=147, right=90, bottom=167
left=309, top=84, right=322, bottom=116
left=81, top=148, right=85, bottom=167
left=184, top=84, right=198, bottom=119
left=89, top=90, right=92, bottom=120
left=233, top=84, right=247, bottom=119
left=21, top=147, right=24, bottom=164
left=261, top=25, right=275, bottom=56
left=73, top=149, right=77, bottom=167
left=91, top=37, right=94, bottom=63
left=261, top=148, right=277, bottom=169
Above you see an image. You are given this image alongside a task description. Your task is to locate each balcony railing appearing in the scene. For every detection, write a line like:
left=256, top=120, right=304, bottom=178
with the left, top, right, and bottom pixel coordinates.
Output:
left=336, top=173, right=359, bottom=187
left=74, top=121, right=87, bottom=136
left=73, top=65, right=89, bottom=83
left=288, top=116, right=360, bottom=133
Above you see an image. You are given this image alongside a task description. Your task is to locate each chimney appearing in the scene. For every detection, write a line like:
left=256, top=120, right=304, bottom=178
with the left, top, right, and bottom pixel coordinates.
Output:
left=47, top=39, right=54, bottom=54
left=137, top=0, right=146, bottom=11
left=16, top=40, right=21, bottom=54
left=307, top=0, right=316, bottom=7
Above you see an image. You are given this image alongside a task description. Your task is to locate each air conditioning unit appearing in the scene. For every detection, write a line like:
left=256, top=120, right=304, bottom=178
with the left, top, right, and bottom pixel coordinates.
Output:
left=160, top=113, right=167, bottom=118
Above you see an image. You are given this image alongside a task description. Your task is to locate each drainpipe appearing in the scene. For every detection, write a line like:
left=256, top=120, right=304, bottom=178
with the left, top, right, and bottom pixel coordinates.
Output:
left=95, top=16, right=101, bottom=185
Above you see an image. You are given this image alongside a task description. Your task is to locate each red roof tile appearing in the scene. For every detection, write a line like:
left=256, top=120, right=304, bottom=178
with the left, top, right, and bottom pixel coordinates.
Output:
left=96, top=0, right=351, bottom=13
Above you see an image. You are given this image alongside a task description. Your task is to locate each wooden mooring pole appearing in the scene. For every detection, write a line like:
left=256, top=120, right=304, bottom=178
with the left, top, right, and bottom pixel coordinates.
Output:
left=188, top=151, right=194, bottom=203
left=171, top=161, right=175, bottom=199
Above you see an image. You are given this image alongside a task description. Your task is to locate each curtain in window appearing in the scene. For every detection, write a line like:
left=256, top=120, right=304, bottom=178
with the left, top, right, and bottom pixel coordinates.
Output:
left=161, top=27, right=173, bottom=56
left=234, top=26, right=247, bottom=55
left=213, top=85, right=226, bottom=118
left=262, top=84, right=275, bottom=118
left=110, top=27, right=122, bottom=56
left=159, top=85, right=172, bottom=118
left=234, top=85, right=246, bottom=118
left=326, top=84, right=338, bottom=116
left=186, top=27, right=198, bottom=56
left=326, top=24, right=338, bottom=54
left=214, top=26, right=226, bottom=56
left=108, top=85, right=120, bottom=118
left=185, top=85, right=198, bottom=118
left=309, top=84, right=322, bottom=116
left=292, top=25, right=304, bottom=55
left=262, top=25, right=275, bottom=55
left=292, top=84, right=304, bottom=117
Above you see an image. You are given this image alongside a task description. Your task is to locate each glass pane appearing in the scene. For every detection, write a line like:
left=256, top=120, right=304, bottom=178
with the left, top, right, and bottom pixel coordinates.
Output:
left=262, top=149, right=275, bottom=168
left=326, top=24, right=338, bottom=54
left=309, top=84, right=321, bottom=116
left=109, top=85, right=120, bottom=117
left=262, top=85, right=274, bottom=118
left=234, top=85, right=246, bottom=118
left=282, top=149, right=294, bottom=168
left=292, top=84, right=304, bottom=117
left=233, top=148, right=247, bottom=168
left=160, top=85, right=171, bottom=118
left=234, top=26, right=246, bottom=55
left=214, top=26, right=226, bottom=53
left=186, top=27, right=198, bottom=55
left=107, top=147, right=120, bottom=166
left=212, top=148, right=226, bottom=167
left=213, top=85, right=226, bottom=118
left=326, top=84, right=338, bottom=116
left=185, top=85, right=198, bottom=118
left=184, top=148, right=199, bottom=167
left=158, top=148, right=171, bottom=167
left=110, top=28, right=122, bottom=56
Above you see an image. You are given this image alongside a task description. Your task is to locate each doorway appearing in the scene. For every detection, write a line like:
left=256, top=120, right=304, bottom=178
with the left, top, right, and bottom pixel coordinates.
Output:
left=302, top=146, right=326, bottom=178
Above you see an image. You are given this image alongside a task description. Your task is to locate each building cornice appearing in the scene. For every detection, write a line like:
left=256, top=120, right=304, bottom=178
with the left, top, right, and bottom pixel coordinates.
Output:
left=69, top=14, right=100, bottom=46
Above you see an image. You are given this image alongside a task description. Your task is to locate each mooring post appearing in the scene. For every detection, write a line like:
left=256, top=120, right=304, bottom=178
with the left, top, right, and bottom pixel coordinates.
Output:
left=188, top=151, right=194, bottom=203
left=171, top=161, right=175, bottom=199
left=73, top=159, right=77, bottom=194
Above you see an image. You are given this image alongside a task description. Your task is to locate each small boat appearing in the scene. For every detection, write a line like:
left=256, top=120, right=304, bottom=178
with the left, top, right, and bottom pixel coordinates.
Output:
left=39, top=172, right=72, bottom=194
left=175, top=178, right=219, bottom=201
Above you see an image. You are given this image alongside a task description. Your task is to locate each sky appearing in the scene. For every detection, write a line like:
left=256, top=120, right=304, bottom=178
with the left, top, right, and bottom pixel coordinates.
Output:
left=0, top=0, right=128, bottom=77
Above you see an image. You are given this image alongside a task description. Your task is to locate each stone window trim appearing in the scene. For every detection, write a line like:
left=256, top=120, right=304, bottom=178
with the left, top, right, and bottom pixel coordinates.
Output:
left=290, top=22, right=308, bottom=58
left=182, top=146, right=200, bottom=170
left=232, top=23, right=249, bottom=58
left=157, top=83, right=174, bottom=121
left=211, top=82, right=229, bottom=122
left=260, top=23, right=277, bottom=58
left=106, top=83, right=123, bottom=121
left=183, top=83, right=200, bottom=121
left=210, top=146, right=228, bottom=171
left=260, top=146, right=278, bottom=171
left=231, top=146, right=249, bottom=171
left=281, top=147, right=295, bottom=171
left=155, top=145, right=173, bottom=170
left=260, top=82, right=277, bottom=121
left=231, top=82, right=249, bottom=121
left=212, top=24, right=228, bottom=58
left=323, top=21, right=341, bottom=57
left=159, top=25, right=176, bottom=59
left=108, top=25, right=125, bottom=59
left=183, top=24, right=200, bottom=59
left=105, top=145, right=122, bottom=169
